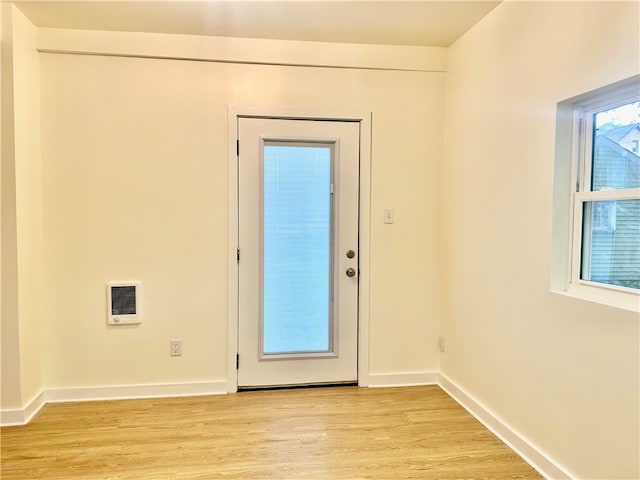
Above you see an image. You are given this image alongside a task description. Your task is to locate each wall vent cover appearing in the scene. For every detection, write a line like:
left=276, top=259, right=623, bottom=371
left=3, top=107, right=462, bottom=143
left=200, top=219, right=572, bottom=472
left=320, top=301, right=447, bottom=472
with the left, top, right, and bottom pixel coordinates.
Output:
left=107, top=281, right=142, bottom=325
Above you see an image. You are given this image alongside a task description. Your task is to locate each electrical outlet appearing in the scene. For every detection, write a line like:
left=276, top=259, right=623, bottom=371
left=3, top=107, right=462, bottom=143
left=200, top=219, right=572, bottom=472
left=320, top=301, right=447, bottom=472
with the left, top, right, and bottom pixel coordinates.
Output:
left=438, top=336, right=445, bottom=353
left=170, top=340, right=182, bottom=357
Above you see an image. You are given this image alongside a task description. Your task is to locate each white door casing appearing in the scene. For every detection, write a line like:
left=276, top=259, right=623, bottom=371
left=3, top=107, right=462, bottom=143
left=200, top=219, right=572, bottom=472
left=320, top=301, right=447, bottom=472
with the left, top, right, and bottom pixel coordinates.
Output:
left=227, top=107, right=371, bottom=392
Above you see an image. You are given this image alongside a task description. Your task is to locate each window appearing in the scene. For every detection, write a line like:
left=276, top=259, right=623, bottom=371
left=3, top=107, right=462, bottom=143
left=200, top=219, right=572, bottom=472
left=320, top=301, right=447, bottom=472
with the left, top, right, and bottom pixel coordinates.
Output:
left=552, top=76, right=640, bottom=311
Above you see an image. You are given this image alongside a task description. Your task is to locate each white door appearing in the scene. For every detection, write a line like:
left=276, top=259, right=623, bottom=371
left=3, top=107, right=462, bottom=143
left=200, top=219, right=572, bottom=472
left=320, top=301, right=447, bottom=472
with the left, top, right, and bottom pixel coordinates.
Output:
left=237, top=117, right=360, bottom=388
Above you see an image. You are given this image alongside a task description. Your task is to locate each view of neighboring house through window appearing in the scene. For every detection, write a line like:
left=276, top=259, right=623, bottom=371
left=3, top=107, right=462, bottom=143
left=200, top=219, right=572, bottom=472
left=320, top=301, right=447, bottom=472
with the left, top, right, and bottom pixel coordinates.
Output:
left=578, top=98, right=640, bottom=291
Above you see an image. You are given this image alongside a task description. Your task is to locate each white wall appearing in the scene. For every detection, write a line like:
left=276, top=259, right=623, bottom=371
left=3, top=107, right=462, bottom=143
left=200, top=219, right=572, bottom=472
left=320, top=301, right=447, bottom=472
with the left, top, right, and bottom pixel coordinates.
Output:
left=441, top=2, right=639, bottom=478
left=1, top=2, right=23, bottom=411
left=1, top=4, right=43, bottom=414
left=13, top=3, right=43, bottom=410
left=38, top=35, right=445, bottom=389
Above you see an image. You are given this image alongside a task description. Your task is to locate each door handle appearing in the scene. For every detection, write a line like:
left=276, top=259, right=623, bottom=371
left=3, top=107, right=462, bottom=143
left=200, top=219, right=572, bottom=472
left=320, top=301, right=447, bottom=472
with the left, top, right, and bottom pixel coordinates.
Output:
left=346, top=267, right=356, bottom=278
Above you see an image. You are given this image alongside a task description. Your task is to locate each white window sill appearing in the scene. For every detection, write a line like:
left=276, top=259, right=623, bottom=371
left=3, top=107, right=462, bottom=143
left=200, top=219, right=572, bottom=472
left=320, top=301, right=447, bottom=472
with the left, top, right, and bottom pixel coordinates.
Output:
left=553, top=283, right=640, bottom=313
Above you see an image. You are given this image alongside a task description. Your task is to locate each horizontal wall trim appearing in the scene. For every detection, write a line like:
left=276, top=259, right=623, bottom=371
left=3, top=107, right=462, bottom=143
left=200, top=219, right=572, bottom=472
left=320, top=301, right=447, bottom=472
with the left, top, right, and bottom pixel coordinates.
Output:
left=1, top=381, right=227, bottom=426
left=438, top=374, right=574, bottom=480
left=46, top=381, right=228, bottom=404
left=1, top=410, right=25, bottom=426
left=1, top=390, right=46, bottom=426
left=367, top=371, right=439, bottom=387
left=36, top=28, right=447, bottom=72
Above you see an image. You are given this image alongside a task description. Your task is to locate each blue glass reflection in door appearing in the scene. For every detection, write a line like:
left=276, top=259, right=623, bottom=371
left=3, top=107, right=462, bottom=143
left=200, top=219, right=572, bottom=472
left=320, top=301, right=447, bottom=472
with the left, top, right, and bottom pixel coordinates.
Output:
left=263, top=144, right=332, bottom=354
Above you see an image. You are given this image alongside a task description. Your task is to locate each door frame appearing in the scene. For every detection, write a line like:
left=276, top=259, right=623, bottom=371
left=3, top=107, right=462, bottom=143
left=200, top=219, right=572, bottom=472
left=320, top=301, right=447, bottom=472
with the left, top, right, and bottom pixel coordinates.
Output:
left=227, top=107, right=372, bottom=392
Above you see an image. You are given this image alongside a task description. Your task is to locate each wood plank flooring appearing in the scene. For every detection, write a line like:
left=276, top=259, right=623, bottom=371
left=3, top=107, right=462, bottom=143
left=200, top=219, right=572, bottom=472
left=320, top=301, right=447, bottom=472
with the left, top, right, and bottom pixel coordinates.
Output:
left=1, top=385, right=542, bottom=479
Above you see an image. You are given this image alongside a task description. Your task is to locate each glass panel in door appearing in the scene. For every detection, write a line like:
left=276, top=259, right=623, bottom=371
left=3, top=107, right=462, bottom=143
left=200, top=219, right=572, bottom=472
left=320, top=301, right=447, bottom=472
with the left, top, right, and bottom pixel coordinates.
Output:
left=262, top=144, right=333, bottom=355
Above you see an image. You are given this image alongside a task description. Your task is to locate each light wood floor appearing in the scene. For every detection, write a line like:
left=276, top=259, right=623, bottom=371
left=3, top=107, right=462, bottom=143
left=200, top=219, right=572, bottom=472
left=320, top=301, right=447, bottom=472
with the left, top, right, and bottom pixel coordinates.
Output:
left=1, top=385, right=542, bottom=479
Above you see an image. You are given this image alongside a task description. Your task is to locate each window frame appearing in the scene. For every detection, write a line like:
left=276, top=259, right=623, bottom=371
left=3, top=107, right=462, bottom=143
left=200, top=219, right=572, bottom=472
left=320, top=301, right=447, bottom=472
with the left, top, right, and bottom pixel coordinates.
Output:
left=564, top=79, right=640, bottom=310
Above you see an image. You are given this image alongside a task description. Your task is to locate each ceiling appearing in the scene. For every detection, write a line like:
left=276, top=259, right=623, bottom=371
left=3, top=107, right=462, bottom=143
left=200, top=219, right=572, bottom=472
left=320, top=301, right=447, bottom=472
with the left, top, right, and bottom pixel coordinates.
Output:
left=14, top=1, right=502, bottom=48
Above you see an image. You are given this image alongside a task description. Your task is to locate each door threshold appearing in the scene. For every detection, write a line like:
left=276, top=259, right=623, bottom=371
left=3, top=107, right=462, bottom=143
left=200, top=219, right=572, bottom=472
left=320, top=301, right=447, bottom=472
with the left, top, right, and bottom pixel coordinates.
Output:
left=238, top=381, right=357, bottom=392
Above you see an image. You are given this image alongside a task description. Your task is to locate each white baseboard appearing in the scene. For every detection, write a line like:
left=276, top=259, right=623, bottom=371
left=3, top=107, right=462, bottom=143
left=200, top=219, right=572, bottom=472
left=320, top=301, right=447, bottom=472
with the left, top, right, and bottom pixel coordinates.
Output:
left=46, top=380, right=227, bottom=404
left=438, top=374, right=574, bottom=480
left=0, top=409, right=25, bottom=426
left=1, top=381, right=227, bottom=426
left=1, top=390, right=46, bottom=426
left=367, top=371, right=439, bottom=387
